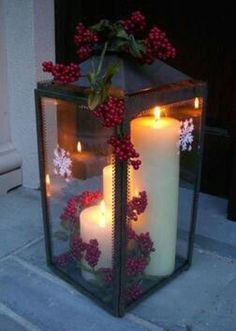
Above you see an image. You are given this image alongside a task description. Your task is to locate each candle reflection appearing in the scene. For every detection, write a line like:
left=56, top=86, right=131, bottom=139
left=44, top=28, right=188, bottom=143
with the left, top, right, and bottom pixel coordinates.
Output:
left=194, top=97, right=199, bottom=109
left=46, top=174, right=50, bottom=197
left=77, top=141, right=82, bottom=152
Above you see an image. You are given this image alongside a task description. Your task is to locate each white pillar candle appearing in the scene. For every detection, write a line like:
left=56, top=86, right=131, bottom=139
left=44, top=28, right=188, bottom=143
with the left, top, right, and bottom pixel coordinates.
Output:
left=103, top=164, right=113, bottom=208
left=80, top=201, right=112, bottom=280
left=131, top=110, right=180, bottom=276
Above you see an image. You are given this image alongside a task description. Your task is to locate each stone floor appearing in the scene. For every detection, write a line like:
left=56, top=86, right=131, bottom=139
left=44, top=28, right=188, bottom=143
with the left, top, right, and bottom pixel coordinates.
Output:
left=0, top=187, right=235, bottom=331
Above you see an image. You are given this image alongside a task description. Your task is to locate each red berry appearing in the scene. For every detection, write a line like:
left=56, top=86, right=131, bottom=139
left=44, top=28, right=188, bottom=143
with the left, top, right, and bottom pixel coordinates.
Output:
left=127, top=191, right=148, bottom=221
left=141, top=26, right=176, bottom=64
left=60, top=191, right=102, bottom=224
left=108, top=134, right=141, bottom=170
left=93, top=97, right=124, bottom=128
left=126, top=283, right=142, bottom=302
left=126, top=256, right=147, bottom=277
left=84, top=239, right=101, bottom=268
left=42, top=61, right=80, bottom=84
left=74, top=22, right=99, bottom=62
left=120, top=11, right=146, bottom=35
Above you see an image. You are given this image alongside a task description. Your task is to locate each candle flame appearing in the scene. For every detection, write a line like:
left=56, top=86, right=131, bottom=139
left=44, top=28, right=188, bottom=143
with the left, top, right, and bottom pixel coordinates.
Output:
left=77, top=141, right=82, bottom=152
left=154, top=106, right=161, bottom=121
left=46, top=174, right=50, bottom=185
left=194, top=97, right=199, bottom=109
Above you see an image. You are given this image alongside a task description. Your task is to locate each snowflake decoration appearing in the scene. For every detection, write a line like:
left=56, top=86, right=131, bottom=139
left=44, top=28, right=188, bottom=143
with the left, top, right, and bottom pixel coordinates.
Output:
left=177, top=118, right=194, bottom=152
left=53, top=145, right=72, bottom=182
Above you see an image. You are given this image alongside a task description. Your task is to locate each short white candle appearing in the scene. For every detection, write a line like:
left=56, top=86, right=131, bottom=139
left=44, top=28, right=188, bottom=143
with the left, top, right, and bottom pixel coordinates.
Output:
left=131, top=108, right=180, bottom=276
left=71, top=141, right=107, bottom=179
left=80, top=201, right=112, bottom=280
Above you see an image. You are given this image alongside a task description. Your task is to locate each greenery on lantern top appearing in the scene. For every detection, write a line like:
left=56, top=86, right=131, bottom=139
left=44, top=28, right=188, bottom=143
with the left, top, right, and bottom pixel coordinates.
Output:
left=90, top=18, right=145, bottom=58
left=42, top=10, right=176, bottom=170
left=87, top=42, right=121, bottom=110
left=42, top=10, right=176, bottom=109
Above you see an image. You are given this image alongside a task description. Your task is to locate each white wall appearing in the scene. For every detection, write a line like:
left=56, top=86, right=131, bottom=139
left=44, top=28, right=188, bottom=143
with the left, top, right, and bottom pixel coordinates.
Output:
left=0, top=2, right=10, bottom=148
left=2, top=0, right=55, bottom=188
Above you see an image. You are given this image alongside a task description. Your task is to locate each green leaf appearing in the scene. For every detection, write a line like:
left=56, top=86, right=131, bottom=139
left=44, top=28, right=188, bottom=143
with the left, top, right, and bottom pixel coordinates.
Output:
left=114, top=26, right=129, bottom=40
left=101, top=86, right=109, bottom=103
left=109, top=38, right=128, bottom=51
left=54, top=230, right=69, bottom=241
left=102, top=63, right=120, bottom=85
left=90, top=19, right=111, bottom=33
left=88, top=92, right=103, bottom=110
left=128, top=36, right=145, bottom=58
left=60, top=219, right=72, bottom=231
left=88, top=71, right=97, bottom=86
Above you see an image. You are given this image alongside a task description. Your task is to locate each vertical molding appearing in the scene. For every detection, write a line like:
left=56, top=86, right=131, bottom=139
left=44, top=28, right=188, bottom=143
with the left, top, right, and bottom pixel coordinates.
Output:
left=0, top=0, right=22, bottom=194
left=3, top=0, right=55, bottom=189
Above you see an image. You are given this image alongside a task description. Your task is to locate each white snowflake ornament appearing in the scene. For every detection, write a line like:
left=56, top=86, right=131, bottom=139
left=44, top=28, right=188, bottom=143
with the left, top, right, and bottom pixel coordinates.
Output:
left=177, top=118, right=194, bottom=152
left=53, top=145, right=72, bottom=182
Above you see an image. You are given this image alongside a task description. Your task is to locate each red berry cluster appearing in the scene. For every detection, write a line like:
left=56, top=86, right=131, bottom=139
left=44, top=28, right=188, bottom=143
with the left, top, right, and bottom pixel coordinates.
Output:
left=127, top=191, right=148, bottom=221
left=137, top=232, right=155, bottom=256
left=52, top=252, right=73, bottom=267
left=84, top=239, right=101, bottom=268
left=108, top=135, right=141, bottom=170
left=93, top=97, right=124, bottom=128
left=141, top=27, right=176, bottom=64
left=126, top=283, right=142, bottom=302
left=60, top=191, right=102, bottom=224
left=126, top=256, right=147, bottom=277
left=100, top=268, right=113, bottom=285
left=70, top=234, right=86, bottom=260
left=127, top=226, right=137, bottom=240
left=53, top=236, right=101, bottom=270
left=60, top=195, right=81, bottom=224
left=74, top=23, right=99, bottom=61
left=78, top=191, right=103, bottom=208
left=42, top=61, right=80, bottom=84
left=120, top=11, right=146, bottom=35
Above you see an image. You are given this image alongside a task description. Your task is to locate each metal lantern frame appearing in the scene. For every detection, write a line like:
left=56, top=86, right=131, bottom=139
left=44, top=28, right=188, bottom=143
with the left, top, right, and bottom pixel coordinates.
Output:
left=35, top=72, right=207, bottom=317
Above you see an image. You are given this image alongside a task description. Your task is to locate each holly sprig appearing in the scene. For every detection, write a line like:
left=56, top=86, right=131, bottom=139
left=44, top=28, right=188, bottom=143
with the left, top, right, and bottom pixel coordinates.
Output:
left=42, top=11, right=176, bottom=170
left=42, top=11, right=176, bottom=111
left=87, top=42, right=121, bottom=110
left=87, top=18, right=145, bottom=110
left=90, top=19, right=145, bottom=58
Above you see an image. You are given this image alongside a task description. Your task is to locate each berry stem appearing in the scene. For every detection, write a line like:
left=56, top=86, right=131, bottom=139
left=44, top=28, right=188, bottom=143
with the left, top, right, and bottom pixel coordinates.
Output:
left=96, top=41, right=108, bottom=76
left=116, top=124, right=123, bottom=138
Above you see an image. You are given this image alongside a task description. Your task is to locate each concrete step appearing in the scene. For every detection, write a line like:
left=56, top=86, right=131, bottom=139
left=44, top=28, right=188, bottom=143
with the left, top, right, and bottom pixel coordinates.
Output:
left=0, top=257, right=160, bottom=331
left=132, top=248, right=236, bottom=331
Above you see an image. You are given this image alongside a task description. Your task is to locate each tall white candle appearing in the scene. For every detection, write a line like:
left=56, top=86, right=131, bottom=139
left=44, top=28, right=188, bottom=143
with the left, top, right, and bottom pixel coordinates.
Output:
left=131, top=110, right=180, bottom=276
left=103, top=164, right=113, bottom=207
left=80, top=201, right=112, bottom=280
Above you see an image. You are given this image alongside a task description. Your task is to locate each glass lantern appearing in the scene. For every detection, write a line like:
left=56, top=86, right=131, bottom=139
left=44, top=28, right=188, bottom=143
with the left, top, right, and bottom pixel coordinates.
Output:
left=35, top=58, right=206, bottom=316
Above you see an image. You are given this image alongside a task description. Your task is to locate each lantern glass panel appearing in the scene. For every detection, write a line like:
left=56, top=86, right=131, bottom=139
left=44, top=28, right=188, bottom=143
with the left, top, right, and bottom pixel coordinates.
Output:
left=40, top=96, right=116, bottom=308
left=36, top=75, right=206, bottom=316
left=124, top=96, right=203, bottom=307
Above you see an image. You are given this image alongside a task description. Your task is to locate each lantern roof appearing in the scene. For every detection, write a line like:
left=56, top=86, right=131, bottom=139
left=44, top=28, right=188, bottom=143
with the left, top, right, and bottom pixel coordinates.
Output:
left=79, top=55, right=190, bottom=95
